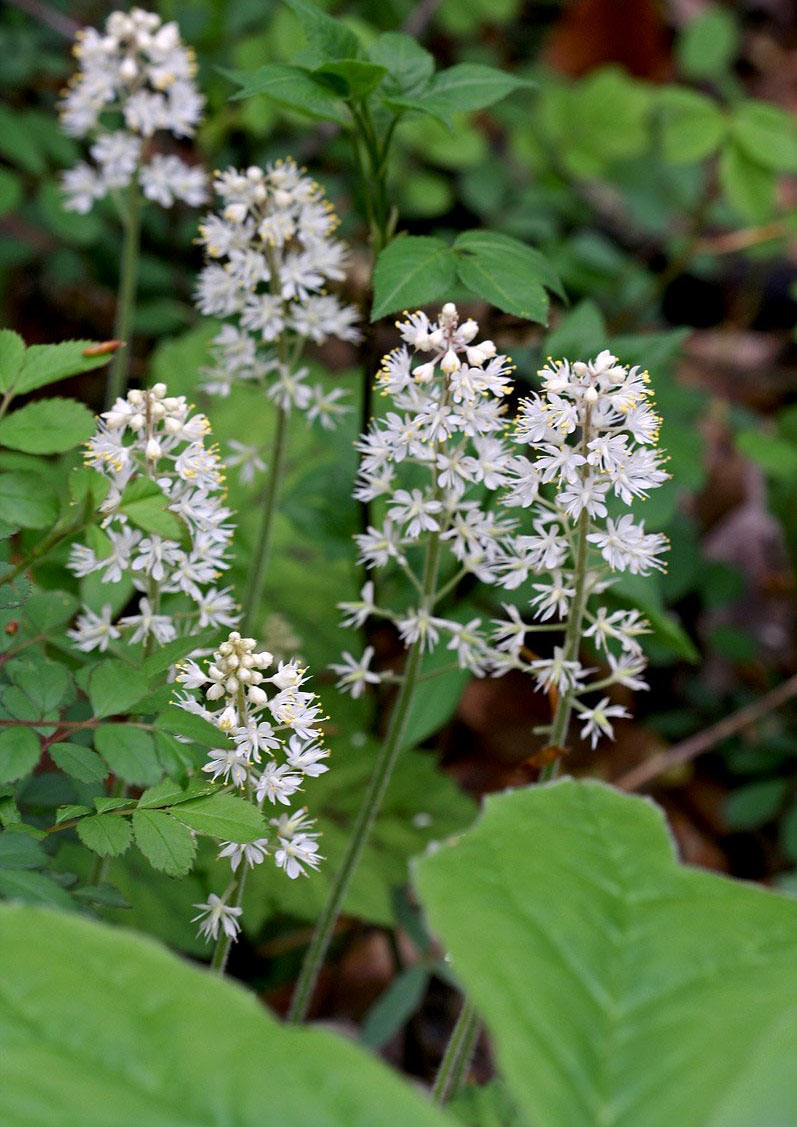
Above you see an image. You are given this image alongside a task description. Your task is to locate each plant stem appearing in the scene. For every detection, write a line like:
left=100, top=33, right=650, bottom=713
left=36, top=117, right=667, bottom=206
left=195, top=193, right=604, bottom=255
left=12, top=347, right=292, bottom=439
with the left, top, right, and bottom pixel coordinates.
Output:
left=241, top=404, right=289, bottom=636
left=288, top=527, right=443, bottom=1023
left=432, top=997, right=480, bottom=1104
left=105, top=180, right=142, bottom=409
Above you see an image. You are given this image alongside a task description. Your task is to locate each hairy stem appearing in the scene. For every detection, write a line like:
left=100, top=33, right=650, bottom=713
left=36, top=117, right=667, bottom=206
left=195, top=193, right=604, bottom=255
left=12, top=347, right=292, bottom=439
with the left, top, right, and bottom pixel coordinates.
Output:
left=432, top=997, right=480, bottom=1105
left=241, top=404, right=289, bottom=636
left=287, top=527, right=443, bottom=1023
left=105, top=180, right=142, bottom=409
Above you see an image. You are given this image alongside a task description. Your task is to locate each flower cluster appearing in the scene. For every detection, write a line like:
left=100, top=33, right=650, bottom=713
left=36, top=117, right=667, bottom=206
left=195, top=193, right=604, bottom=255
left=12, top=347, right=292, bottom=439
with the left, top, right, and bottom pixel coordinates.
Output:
left=492, top=349, right=669, bottom=747
left=195, top=160, right=359, bottom=413
left=332, top=303, right=518, bottom=694
left=179, top=631, right=327, bottom=940
left=60, top=8, right=206, bottom=213
left=68, top=383, right=236, bottom=652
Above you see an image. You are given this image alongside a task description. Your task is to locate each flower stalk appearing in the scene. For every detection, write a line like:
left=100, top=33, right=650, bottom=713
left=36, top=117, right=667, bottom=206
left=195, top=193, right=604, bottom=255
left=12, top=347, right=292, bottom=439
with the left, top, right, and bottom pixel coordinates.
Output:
left=241, top=404, right=290, bottom=636
left=105, top=180, right=141, bottom=409
left=431, top=997, right=480, bottom=1105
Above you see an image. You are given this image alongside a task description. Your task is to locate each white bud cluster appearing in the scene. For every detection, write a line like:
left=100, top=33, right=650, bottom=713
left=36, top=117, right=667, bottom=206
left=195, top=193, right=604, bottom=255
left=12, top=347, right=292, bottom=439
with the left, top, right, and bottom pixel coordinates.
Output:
left=195, top=159, right=359, bottom=419
left=60, top=8, right=207, bottom=214
left=176, top=631, right=327, bottom=899
left=67, top=383, right=236, bottom=653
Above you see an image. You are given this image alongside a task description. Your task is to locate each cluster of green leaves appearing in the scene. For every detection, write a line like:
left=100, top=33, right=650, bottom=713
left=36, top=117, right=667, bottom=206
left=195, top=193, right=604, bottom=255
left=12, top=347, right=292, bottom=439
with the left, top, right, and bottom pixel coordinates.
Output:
left=4, top=780, right=797, bottom=1124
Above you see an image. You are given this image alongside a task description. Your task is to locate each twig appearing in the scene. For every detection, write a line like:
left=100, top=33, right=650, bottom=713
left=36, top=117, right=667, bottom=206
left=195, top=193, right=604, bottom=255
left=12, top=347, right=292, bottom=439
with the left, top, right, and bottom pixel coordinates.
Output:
left=695, top=221, right=792, bottom=256
left=403, top=0, right=444, bottom=37
left=615, top=672, right=797, bottom=792
left=3, top=0, right=78, bottom=37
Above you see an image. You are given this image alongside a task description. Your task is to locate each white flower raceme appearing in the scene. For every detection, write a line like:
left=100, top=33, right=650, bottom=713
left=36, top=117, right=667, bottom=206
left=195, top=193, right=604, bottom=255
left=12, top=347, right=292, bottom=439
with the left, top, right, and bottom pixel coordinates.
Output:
left=175, top=631, right=327, bottom=900
left=60, top=8, right=206, bottom=213
left=67, top=383, right=236, bottom=652
left=491, top=349, right=670, bottom=747
left=195, top=159, right=359, bottom=412
left=333, top=303, right=516, bottom=694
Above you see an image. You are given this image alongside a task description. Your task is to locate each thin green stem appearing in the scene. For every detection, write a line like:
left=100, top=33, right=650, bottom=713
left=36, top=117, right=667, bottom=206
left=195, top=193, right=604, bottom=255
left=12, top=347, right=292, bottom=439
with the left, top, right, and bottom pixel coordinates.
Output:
left=288, top=527, right=444, bottom=1024
left=105, top=180, right=142, bottom=409
left=432, top=997, right=480, bottom=1104
left=0, top=388, right=14, bottom=423
left=241, top=404, right=290, bottom=636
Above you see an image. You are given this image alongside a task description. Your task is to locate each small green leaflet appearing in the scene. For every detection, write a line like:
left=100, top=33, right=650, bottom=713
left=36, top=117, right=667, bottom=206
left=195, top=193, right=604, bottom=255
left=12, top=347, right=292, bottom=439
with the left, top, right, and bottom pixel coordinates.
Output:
left=87, top=660, right=149, bottom=720
left=371, top=237, right=458, bottom=321
left=132, top=810, right=197, bottom=877
left=0, top=397, right=95, bottom=455
left=170, top=793, right=266, bottom=843
left=76, top=814, right=132, bottom=858
left=118, top=477, right=189, bottom=544
left=0, top=728, right=40, bottom=785
left=385, top=64, right=533, bottom=127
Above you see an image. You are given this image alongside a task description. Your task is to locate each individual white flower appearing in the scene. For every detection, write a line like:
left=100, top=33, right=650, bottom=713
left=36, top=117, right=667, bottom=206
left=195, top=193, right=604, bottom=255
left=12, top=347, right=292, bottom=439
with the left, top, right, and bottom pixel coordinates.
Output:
left=274, top=832, right=323, bottom=879
left=330, top=647, right=382, bottom=699
left=577, top=697, right=631, bottom=749
left=191, top=893, right=243, bottom=942
left=217, top=838, right=270, bottom=873
left=67, top=604, right=120, bottom=653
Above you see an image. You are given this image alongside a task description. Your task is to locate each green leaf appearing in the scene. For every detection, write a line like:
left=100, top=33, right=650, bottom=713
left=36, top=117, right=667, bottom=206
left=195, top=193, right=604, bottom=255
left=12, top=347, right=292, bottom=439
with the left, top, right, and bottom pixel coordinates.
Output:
left=139, top=629, right=219, bottom=680
left=170, top=793, right=266, bottom=843
left=415, top=779, right=797, bottom=1127
left=136, top=777, right=216, bottom=810
left=156, top=707, right=224, bottom=748
left=369, top=33, right=434, bottom=98
left=719, top=142, right=775, bottom=222
left=55, top=804, right=91, bottom=825
left=131, top=810, right=196, bottom=877
left=0, top=870, right=75, bottom=910
left=49, top=742, right=108, bottom=785
left=24, top=589, right=79, bottom=632
left=225, top=63, right=350, bottom=124
left=361, top=965, right=429, bottom=1049
left=118, top=477, right=188, bottom=544
left=0, top=728, right=39, bottom=784
left=387, top=64, right=532, bottom=127
left=312, top=60, right=387, bottom=99
left=677, top=3, right=739, bottom=78
left=94, top=725, right=161, bottom=787
left=0, top=830, right=46, bottom=870
left=7, top=657, right=70, bottom=716
left=15, top=340, right=115, bottom=395
left=401, top=646, right=470, bottom=752
left=283, top=0, right=363, bottom=61
left=735, top=430, right=797, bottom=480
left=454, top=229, right=559, bottom=323
left=0, top=471, right=58, bottom=529
left=0, top=330, right=25, bottom=394
left=546, top=300, right=607, bottom=359
left=0, top=168, right=22, bottom=218
left=732, top=100, right=797, bottom=173
left=371, top=236, right=458, bottom=321
left=76, top=814, right=132, bottom=858
left=94, top=797, right=135, bottom=815
left=87, top=661, right=149, bottom=720
left=0, top=905, right=452, bottom=1125
left=0, top=397, right=95, bottom=455
left=725, top=779, right=787, bottom=830
left=657, top=87, right=727, bottom=164
left=73, top=882, right=131, bottom=910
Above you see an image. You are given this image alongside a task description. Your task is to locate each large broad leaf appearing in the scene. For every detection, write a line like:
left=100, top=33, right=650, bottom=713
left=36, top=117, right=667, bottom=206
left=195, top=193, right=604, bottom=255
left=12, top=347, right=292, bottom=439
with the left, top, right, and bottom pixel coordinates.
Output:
left=415, top=779, right=797, bottom=1127
left=371, top=236, right=458, bottom=321
left=453, top=230, right=562, bottom=323
left=0, top=905, right=453, bottom=1126
left=0, top=397, right=95, bottom=454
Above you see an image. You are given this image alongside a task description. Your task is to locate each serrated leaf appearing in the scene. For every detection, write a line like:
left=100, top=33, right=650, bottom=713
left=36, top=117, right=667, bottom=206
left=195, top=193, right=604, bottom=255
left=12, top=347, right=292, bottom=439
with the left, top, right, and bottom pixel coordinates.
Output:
left=0, top=398, right=95, bottom=455
left=94, top=724, right=161, bottom=787
left=719, top=142, right=775, bottom=223
left=0, top=830, right=46, bottom=870
left=0, top=471, right=58, bottom=529
left=23, top=590, right=79, bottom=632
left=312, top=59, right=387, bottom=99
left=139, top=629, right=218, bottom=680
left=55, top=804, right=91, bottom=825
left=76, top=814, right=132, bottom=858
left=0, top=905, right=451, bottom=1125
left=132, top=810, right=196, bottom=877
left=170, top=793, right=266, bottom=843
left=415, top=779, right=797, bottom=1127
left=73, top=882, right=131, bottom=909
left=369, top=33, right=434, bottom=98
left=15, top=340, right=114, bottom=396
left=156, top=707, right=225, bottom=747
left=283, top=0, right=362, bottom=62
left=387, top=64, right=532, bottom=127
left=657, top=87, right=727, bottom=164
left=7, top=657, right=70, bottom=715
left=0, top=330, right=25, bottom=394
left=137, top=777, right=216, bottom=810
left=732, top=100, right=797, bottom=172
left=49, top=742, right=108, bottom=785
left=93, top=797, right=135, bottom=815
left=0, top=728, right=39, bottom=784
left=371, top=236, right=458, bottom=321
left=224, top=63, right=350, bottom=124
left=87, top=661, right=149, bottom=720
left=454, top=229, right=557, bottom=323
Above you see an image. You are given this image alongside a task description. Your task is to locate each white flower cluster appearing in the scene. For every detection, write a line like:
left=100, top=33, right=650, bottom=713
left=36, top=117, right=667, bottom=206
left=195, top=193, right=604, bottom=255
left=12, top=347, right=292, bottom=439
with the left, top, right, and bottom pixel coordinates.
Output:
left=60, top=8, right=206, bottom=214
left=195, top=159, right=359, bottom=412
left=177, top=632, right=327, bottom=925
left=332, top=303, right=518, bottom=695
left=67, top=383, right=236, bottom=652
left=492, top=349, right=669, bottom=747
